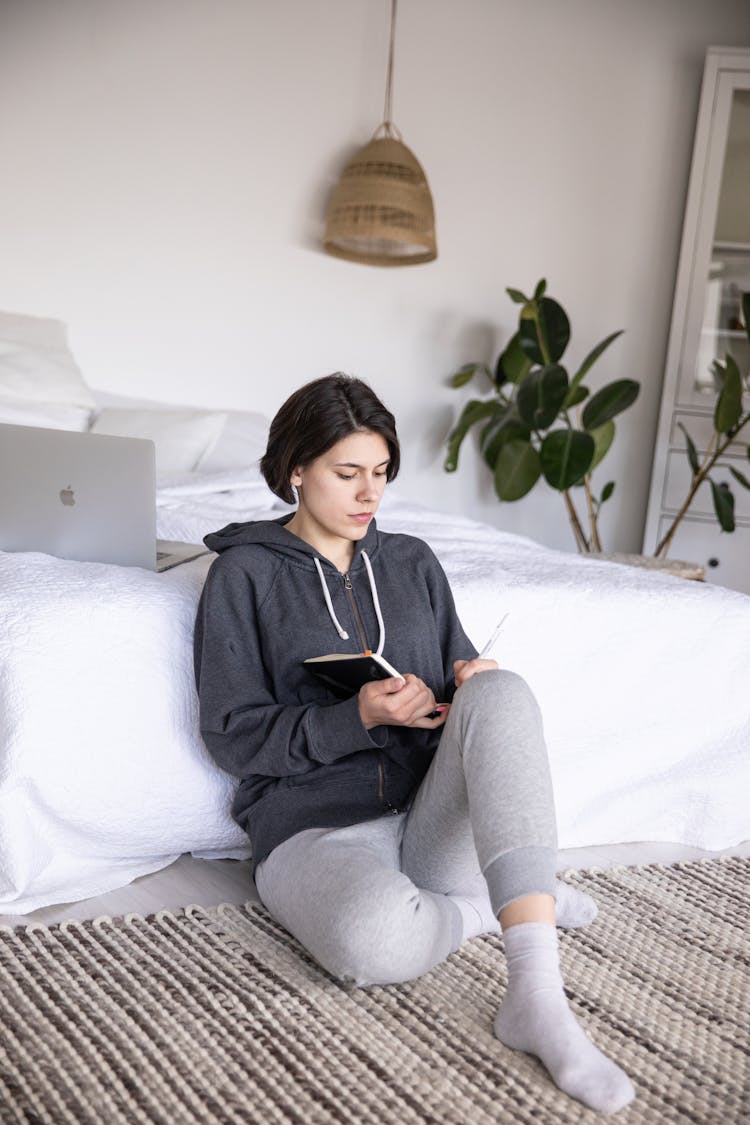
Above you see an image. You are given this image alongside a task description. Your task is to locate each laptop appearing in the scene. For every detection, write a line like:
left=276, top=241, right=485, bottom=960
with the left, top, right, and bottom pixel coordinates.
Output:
left=0, top=423, right=210, bottom=572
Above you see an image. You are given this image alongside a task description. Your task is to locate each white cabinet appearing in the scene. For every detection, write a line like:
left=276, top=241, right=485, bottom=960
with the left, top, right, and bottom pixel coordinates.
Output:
left=643, top=47, right=750, bottom=596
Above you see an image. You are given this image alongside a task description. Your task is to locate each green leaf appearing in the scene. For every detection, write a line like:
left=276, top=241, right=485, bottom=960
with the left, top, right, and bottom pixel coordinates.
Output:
left=715, top=354, right=742, bottom=433
left=539, top=429, right=595, bottom=490
left=589, top=420, right=616, bottom=472
left=516, top=364, right=569, bottom=430
left=498, top=332, right=532, bottom=384
left=562, top=383, right=589, bottom=409
left=493, top=353, right=507, bottom=389
left=600, top=481, right=615, bottom=503
left=677, top=422, right=700, bottom=476
left=444, top=399, right=501, bottom=471
left=709, top=479, right=735, bottom=532
left=506, top=287, right=530, bottom=305
left=568, top=330, right=624, bottom=398
left=450, top=363, right=483, bottom=388
left=581, top=379, right=640, bottom=430
left=538, top=298, right=571, bottom=363
left=480, top=412, right=532, bottom=467
left=534, top=278, right=547, bottom=300
left=729, top=465, right=750, bottom=490
left=494, top=439, right=542, bottom=500
left=518, top=310, right=543, bottom=364
left=518, top=297, right=570, bottom=364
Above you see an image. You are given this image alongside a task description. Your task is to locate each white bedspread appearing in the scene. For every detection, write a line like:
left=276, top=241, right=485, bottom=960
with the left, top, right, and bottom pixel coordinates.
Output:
left=1, top=473, right=748, bottom=914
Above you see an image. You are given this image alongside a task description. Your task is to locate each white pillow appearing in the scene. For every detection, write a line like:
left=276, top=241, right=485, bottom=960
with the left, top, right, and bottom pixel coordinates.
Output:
left=91, top=389, right=271, bottom=473
left=91, top=407, right=228, bottom=473
left=0, top=310, right=96, bottom=430
left=197, top=410, right=270, bottom=471
left=0, top=401, right=92, bottom=431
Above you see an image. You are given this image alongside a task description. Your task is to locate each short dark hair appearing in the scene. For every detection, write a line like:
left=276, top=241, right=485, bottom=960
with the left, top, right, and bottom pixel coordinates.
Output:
left=260, top=373, right=400, bottom=504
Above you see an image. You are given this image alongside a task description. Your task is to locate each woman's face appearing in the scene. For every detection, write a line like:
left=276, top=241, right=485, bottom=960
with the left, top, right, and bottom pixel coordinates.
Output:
left=290, top=430, right=390, bottom=550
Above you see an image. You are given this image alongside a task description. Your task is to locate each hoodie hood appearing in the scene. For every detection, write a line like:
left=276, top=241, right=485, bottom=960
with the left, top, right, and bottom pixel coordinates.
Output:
left=204, top=514, right=378, bottom=570
left=204, top=515, right=385, bottom=651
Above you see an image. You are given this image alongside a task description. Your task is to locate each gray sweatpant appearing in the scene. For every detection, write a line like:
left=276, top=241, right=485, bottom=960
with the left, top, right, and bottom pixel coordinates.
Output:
left=255, top=670, right=557, bottom=986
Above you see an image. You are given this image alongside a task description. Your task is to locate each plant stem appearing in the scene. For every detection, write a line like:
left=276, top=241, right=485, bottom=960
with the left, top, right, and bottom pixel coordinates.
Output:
left=654, top=415, right=750, bottom=557
left=583, top=475, right=603, bottom=551
left=564, top=490, right=590, bottom=552
left=573, top=399, right=602, bottom=552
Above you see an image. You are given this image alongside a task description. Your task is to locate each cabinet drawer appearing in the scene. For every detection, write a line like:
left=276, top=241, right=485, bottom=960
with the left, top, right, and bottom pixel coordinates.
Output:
left=656, top=518, right=750, bottom=595
left=669, top=411, right=750, bottom=455
left=664, top=450, right=750, bottom=521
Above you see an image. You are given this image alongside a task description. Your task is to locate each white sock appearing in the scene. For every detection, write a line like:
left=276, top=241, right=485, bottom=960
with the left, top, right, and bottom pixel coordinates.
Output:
left=494, top=922, right=635, bottom=1114
left=554, top=879, right=598, bottom=928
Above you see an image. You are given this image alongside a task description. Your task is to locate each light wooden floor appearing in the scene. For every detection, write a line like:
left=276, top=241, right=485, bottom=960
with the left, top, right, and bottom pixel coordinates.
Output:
left=3, top=839, right=749, bottom=928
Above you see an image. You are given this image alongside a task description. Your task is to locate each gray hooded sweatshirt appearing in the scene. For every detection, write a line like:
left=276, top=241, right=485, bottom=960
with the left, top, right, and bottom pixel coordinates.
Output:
left=194, top=514, right=477, bottom=869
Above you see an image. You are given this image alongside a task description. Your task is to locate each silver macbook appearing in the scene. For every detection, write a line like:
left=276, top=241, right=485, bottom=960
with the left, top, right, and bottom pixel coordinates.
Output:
left=0, top=423, right=210, bottom=572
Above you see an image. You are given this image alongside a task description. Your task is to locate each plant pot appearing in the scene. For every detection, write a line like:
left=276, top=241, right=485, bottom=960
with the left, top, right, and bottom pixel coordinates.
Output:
left=587, top=552, right=705, bottom=581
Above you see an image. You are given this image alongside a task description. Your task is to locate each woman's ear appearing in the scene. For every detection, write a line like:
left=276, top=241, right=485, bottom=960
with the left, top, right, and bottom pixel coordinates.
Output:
left=290, top=466, right=303, bottom=488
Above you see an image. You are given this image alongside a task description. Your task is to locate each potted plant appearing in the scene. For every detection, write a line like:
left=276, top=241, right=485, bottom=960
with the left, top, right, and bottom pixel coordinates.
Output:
left=445, top=282, right=750, bottom=565
left=444, top=280, right=639, bottom=553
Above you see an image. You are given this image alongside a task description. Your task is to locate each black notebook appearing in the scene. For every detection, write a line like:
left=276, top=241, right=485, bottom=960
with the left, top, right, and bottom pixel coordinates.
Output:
left=303, top=651, right=403, bottom=696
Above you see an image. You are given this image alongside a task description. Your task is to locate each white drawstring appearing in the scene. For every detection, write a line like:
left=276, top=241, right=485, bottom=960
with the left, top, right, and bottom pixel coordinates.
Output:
left=361, top=551, right=385, bottom=655
left=313, top=558, right=349, bottom=640
left=313, top=549, right=385, bottom=653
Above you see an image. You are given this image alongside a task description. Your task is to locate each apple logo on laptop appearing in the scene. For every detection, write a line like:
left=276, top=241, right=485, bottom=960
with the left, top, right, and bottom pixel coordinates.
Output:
left=59, top=485, right=76, bottom=507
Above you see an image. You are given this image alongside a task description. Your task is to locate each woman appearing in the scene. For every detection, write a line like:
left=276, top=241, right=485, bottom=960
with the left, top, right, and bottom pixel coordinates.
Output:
left=194, top=374, right=634, bottom=1115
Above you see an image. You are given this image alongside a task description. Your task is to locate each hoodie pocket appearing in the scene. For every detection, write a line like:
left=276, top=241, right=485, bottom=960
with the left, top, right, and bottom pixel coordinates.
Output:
left=280, top=755, right=375, bottom=791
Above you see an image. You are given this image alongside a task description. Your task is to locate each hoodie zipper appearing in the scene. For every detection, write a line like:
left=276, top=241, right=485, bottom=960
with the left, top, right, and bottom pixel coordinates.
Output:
left=343, top=573, right=369, bottom=651
left=344, top=571, right=397, bottom=814
left=376, top=756, right=400, bottom=813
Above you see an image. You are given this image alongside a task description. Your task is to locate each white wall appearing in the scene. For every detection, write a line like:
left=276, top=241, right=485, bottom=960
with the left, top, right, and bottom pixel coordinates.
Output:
left=1, top=0, right=748, bottom=552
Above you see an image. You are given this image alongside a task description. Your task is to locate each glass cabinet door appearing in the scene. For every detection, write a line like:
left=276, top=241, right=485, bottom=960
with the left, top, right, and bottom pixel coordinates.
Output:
left=678, top=75, right=750, bottom=407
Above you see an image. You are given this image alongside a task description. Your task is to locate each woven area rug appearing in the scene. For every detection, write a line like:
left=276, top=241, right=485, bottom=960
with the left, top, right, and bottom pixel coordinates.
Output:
left=1, top=858, right=748, bottom=1124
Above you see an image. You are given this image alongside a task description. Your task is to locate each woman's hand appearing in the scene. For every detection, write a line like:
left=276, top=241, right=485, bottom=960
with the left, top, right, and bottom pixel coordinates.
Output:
left=358, top=674, right=449, bottom=731
left=453, top=657, right=499, bottom=688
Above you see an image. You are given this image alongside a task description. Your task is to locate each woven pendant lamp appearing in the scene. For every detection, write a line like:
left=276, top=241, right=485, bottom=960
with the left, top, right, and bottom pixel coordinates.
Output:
left=323, top=0, right=437, bottom=266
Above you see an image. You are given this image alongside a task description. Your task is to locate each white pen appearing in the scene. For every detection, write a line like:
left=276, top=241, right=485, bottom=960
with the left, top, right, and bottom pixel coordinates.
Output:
left=478, top=613, right=509, bottom=658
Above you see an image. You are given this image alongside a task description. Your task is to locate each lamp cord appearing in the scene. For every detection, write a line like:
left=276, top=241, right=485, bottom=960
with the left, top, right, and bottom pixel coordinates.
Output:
left=383, top=0, right=397, bottom=135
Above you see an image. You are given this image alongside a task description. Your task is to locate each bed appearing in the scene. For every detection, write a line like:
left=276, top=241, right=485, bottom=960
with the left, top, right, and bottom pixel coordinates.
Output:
left=2, top=312, right=749, bottom=915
